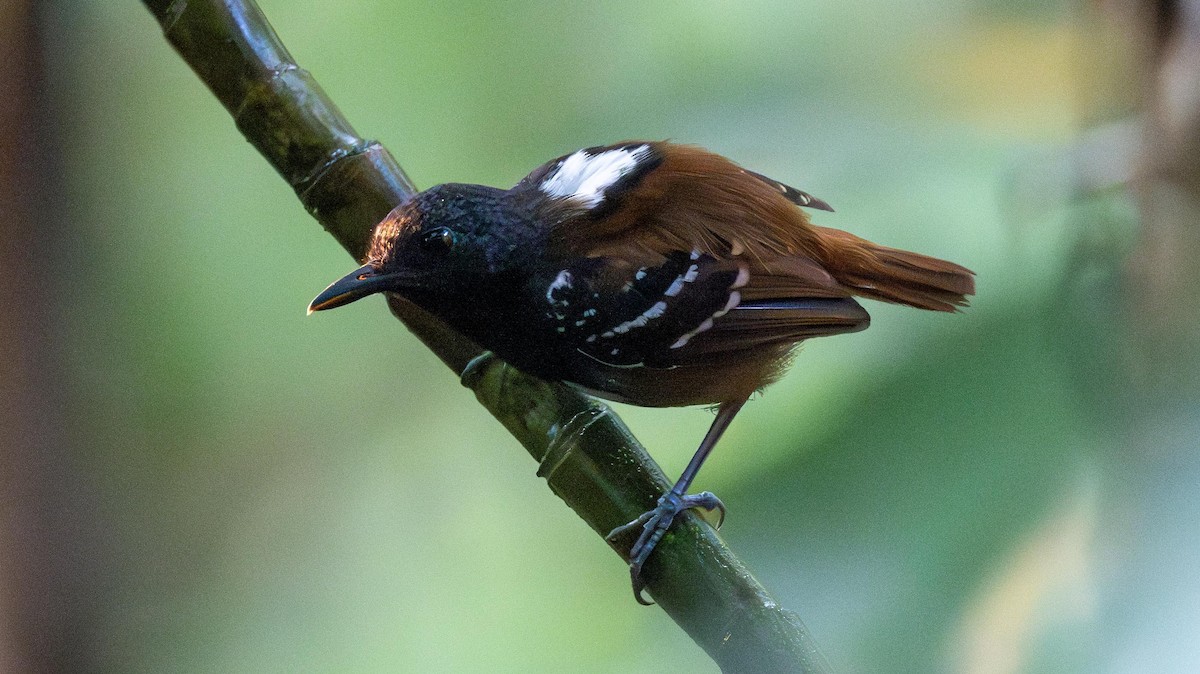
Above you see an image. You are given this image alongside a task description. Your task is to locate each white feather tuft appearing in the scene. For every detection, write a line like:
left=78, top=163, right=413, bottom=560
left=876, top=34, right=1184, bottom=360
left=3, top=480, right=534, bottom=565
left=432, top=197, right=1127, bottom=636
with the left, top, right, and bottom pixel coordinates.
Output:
left=539, top=145, right=650, bottom=208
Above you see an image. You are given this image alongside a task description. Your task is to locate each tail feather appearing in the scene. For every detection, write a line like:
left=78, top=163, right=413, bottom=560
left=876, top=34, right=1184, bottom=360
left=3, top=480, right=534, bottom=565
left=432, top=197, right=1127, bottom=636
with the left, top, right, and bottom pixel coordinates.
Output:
left=813, top=226, right=975, bottom=312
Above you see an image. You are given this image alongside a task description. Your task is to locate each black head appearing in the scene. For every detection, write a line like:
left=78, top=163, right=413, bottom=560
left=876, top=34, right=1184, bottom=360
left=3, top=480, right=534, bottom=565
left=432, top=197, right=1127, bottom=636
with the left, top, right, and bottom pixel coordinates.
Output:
left=307, top=182, right=554, bottom=316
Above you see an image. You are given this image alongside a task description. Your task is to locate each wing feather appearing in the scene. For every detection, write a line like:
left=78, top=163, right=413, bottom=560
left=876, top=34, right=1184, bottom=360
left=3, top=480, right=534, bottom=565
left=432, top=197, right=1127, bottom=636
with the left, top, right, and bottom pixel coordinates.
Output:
left=533, top=141, right=974, bottom=315
left=545, top=142, right=830, bottom=266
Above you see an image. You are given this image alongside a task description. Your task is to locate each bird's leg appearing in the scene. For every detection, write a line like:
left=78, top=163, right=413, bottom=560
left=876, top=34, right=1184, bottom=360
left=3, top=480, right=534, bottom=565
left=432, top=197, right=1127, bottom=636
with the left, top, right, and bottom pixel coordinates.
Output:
left=607, top=396, right=748, bottom=604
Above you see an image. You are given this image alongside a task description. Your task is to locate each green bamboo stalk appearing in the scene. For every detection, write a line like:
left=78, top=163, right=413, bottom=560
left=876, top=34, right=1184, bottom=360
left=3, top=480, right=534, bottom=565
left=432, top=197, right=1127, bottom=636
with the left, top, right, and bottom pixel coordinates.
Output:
left=142, top=2, right=831, bottom=670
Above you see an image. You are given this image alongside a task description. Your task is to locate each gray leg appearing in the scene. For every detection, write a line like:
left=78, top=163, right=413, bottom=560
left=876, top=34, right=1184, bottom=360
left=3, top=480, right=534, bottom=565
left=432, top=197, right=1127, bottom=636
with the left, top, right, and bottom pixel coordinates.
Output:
left=607, top=397, right=748, bottom=604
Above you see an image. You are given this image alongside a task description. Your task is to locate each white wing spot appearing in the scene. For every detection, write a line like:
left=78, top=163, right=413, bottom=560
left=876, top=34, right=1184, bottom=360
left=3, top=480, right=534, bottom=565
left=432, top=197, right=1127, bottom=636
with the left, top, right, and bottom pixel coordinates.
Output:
left=732, top=263, right=750, bottom=289
left=664, top=275, right=686, bottom=297
left=712, top=291, right=741, bottom=319
left=674, top=282, right=744, bottom=348
left=643, top=301, right=667, bottom=319
left=671, top=317, right=715, bottom=349
left=683, top=264, right=700, bottom=283
left=539, top=145, right=651, bottom=208
left=604, top=301, right=669, bottom=336
left=612, top=314, right=647, bottom=334
left=546, top=270, right=573, bottom=304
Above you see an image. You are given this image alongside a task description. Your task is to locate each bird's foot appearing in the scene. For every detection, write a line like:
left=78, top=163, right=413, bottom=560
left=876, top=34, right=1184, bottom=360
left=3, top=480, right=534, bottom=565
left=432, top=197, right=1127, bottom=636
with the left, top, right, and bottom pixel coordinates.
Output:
left=606, top=490, right=726, bottom=605
left=459, top=351, right=496, bottom=388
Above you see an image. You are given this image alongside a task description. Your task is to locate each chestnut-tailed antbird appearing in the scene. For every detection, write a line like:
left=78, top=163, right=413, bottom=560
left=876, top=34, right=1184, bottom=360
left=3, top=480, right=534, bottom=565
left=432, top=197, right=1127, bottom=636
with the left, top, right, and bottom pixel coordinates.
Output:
left=309, top=141, right=975, bottom=603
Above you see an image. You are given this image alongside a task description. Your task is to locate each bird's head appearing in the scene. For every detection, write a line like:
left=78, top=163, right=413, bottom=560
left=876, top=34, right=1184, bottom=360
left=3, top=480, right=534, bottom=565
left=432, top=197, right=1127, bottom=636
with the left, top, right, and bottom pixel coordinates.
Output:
left=308, top=183, right=540, bottom=315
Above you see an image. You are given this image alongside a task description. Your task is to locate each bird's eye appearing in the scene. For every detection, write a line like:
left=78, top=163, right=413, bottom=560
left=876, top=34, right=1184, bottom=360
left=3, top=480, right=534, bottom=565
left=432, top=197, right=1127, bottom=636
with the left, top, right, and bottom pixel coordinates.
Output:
left=419, top=227, right=457, bottom=253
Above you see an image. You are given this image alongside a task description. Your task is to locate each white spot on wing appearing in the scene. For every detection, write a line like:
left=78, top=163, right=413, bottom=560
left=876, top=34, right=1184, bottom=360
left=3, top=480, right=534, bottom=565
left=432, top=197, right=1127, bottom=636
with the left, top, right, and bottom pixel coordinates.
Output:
left=546, top=270, right=573, bottom=304
left=539, top=145, right=650, bottom=208
left=610, top=300, right=668, bottom=334
left=643, top=301, right=667, bottom=319
left=713, top=291, right=741, bottom=319
left=601, top=300, right=669, bottom=337
left=671, top=283, right=742, bottom=348
left=671, top=317, right=715, bottom=349
left=732, top=263, right=750, bottom=289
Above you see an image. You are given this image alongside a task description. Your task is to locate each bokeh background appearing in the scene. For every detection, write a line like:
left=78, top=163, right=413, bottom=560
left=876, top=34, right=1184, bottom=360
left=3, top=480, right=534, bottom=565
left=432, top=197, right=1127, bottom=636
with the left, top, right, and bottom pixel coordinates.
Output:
left=6, top=0, right=1200, bottom=672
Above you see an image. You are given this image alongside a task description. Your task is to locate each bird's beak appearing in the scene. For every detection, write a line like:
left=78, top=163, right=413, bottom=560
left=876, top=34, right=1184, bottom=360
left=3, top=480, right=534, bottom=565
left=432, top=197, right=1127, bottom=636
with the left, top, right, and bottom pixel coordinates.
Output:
left=308, top=264, right=405, bottom=314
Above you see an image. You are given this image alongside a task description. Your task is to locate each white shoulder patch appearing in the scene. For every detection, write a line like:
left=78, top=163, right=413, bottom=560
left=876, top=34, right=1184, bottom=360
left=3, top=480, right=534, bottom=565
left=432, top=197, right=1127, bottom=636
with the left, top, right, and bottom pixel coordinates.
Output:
left=538, top=144, right=650, bottom=208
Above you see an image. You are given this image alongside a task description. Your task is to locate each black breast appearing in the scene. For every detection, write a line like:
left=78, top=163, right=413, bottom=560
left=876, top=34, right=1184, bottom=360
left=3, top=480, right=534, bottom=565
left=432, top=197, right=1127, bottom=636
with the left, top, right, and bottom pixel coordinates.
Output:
left=535, top=250, right=744, bottom=370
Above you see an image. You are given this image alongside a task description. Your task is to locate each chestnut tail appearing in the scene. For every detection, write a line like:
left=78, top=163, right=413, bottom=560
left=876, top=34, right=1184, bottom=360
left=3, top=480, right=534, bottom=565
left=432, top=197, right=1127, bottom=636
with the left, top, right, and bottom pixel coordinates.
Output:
left=814, top=226, right=975, bottom=312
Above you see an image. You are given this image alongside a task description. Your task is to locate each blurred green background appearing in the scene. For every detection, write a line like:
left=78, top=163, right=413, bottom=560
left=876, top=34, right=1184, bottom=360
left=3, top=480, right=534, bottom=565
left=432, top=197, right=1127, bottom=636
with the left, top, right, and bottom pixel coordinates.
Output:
left=8, top=0, right=1200, bottom=672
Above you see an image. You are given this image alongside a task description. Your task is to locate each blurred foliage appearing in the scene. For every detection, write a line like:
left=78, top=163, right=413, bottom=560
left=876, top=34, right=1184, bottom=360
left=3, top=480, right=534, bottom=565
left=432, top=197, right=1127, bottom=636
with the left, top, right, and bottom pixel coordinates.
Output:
left=34, top=0, right=1170, bottom=671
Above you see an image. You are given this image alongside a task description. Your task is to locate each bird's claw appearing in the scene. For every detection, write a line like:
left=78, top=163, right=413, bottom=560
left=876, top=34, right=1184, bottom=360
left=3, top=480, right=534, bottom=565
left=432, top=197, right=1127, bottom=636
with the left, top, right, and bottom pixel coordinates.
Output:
left=607, top=490, right=727, bottom=605
left=690, top=490, right=727, bottom=529
left=459, top=351, right=496, bottom=388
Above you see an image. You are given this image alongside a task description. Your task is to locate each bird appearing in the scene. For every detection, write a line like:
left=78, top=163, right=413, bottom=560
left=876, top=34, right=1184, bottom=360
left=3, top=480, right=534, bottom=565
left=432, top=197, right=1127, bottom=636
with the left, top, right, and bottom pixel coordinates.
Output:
left=308, top=140, right=975, bottom=604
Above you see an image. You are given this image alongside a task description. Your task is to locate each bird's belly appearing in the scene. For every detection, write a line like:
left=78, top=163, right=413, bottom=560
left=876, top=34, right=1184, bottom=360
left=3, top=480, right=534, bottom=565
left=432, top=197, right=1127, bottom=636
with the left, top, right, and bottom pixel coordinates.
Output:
left=555, top=344, right=794, bottom=408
